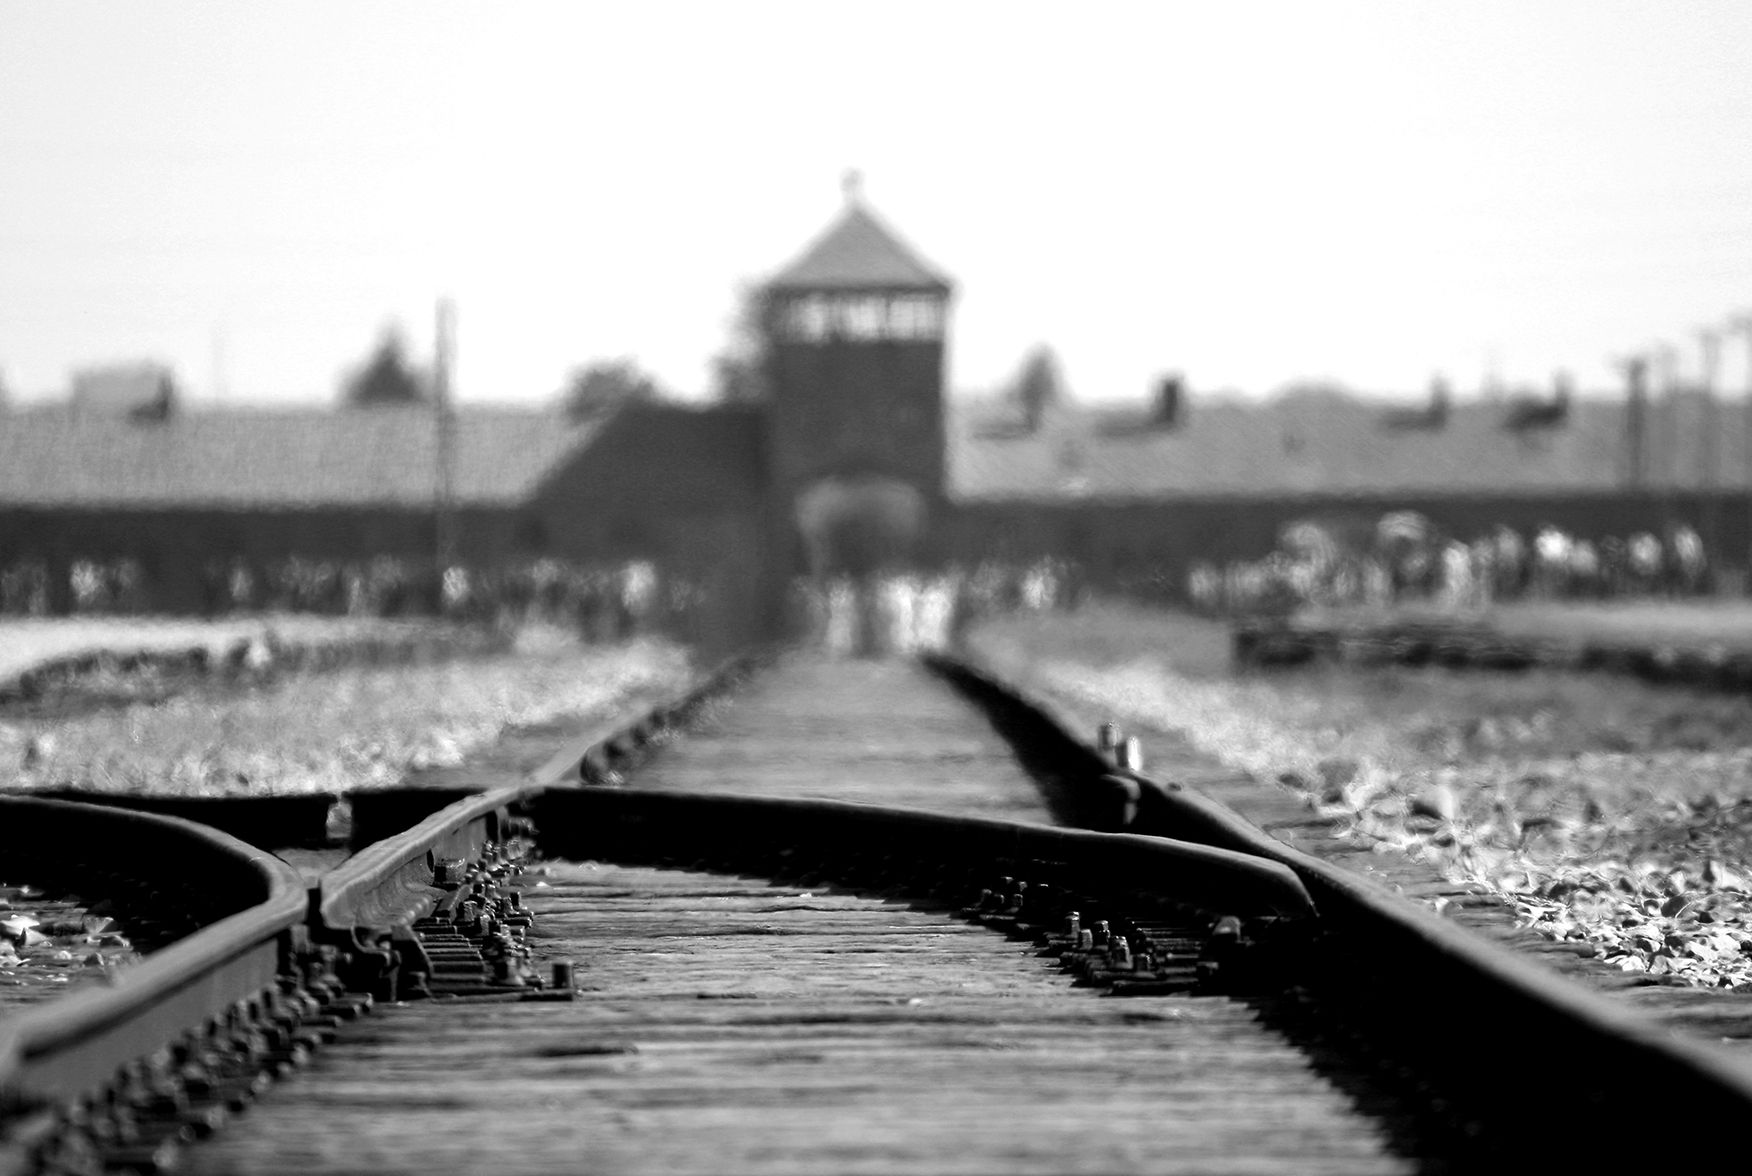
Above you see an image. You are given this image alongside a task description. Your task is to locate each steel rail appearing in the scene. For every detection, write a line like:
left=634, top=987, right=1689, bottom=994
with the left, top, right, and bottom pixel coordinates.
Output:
left=309, top=779, right=1316, bottom=1006
left=313, top=785, right=532, bottom=999
left=0, top=797, right=307, bottom=1108
left=0, top=626, right=504, bottom=706
left=531, top=786, right=1315, bottom=918
left=530, top=647, right=775, bottom=786
left=928, top=650, right=1752, bottom=1122
left=1232, top=614, right=1752, bottom=688
left=0, top=790, right=338, bottom=852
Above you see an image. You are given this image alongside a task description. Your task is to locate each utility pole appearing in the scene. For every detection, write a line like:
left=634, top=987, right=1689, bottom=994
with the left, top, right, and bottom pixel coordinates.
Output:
left=1730, top=314, right=1752, bottom=580
left=1617, top=353, right=1649, bottom=488
left=210, top=323, right=228, bottom=404
left=1699, top=327, right=1723, bottom=575
left=434, top=298, right=458, bottom=584
left=1481, top=351, right=1504, bottom=403
left=1652, top=343, right=1681, bottom=499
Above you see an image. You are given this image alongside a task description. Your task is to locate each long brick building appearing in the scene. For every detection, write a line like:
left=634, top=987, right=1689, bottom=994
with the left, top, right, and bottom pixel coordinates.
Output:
left=1, top=190, right=1747, bottom=615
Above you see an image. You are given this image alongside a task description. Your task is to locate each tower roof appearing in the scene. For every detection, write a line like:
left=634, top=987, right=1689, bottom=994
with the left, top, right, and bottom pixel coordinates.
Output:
left=768, top=199, right=951, bottom=293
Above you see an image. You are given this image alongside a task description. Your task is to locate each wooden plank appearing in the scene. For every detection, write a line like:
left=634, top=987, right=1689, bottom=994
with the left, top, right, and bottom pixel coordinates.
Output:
left=623, top=656, right=1058, bottom=821
left=182, top=861, right=1412, bottom=1176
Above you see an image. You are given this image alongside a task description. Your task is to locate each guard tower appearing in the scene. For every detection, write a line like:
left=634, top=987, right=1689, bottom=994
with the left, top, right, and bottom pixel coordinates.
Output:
left=763, top=178, right=953, bottom=576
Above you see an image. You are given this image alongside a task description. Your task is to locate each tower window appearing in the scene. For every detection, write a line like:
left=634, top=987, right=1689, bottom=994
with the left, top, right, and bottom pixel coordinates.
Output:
left=783, top=296, right=832, bottom=341
left=774, top=293, right=944, bottom=342
left=838, top=297, right=885, bottom=339
left=888, top=296, right=944, bottom=340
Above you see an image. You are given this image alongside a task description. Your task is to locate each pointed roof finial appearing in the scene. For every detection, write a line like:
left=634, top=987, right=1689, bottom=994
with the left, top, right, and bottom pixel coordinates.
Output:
left=768, top=177, right=951, bottom=292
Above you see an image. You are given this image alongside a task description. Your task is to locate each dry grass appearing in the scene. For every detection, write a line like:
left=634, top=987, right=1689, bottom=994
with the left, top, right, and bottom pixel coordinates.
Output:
left=970, top=600, right=1752, bottom=988
left=0, top=638, right=691, bottom=797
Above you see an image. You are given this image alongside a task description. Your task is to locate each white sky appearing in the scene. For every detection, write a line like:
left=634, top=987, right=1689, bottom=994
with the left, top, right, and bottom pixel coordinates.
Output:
left=2, top=1, right=1750, bottom=407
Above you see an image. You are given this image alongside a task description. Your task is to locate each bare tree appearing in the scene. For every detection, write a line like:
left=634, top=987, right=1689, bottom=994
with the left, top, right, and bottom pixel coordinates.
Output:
left=562, top=358, right=665, bottom=419
left=1010, top=346, right=1065, bottom=432
left=710, top=280, right=773, bottom=404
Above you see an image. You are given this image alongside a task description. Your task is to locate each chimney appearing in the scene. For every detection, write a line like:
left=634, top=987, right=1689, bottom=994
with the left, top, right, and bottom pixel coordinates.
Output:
left=128, top=374, right=176, bottom=424
left=1504, top=372, right=1573, bottom=431
left=1153, top=373, right=1184, bottom=429
left=71, top=361, right=178, bottom=421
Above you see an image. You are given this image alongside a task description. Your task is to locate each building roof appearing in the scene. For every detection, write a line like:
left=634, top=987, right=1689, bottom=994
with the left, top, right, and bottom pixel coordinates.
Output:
left=948, top=392, right=1752, bottom=500
left=0, top=405, right=602, bottom=509
left=529, top=402, right=769, bottom=509
left=6, top=390, right=1740, bottom=514
left=767, top=201, right=951, bottom=293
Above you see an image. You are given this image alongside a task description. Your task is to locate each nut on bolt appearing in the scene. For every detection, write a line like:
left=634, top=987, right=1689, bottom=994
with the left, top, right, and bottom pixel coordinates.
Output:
left=1209, top=915, right=1244, bottom=943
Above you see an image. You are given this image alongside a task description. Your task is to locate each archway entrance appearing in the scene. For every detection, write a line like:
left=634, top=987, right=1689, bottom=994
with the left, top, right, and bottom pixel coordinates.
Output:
left=793, top=474, right=927, bottom=579
left=792, top=475, right=931, bottom=655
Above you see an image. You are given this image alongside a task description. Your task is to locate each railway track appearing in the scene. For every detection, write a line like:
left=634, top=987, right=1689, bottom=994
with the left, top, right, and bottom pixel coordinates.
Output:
left=6, top=650, right=1752, bottom=1173
left=0, top=627, right=504, bottom=719
left=1232, top=614, right=1752, bottom=689
left=0, top=798, right=312, bottom=1175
